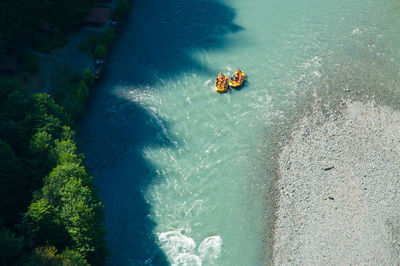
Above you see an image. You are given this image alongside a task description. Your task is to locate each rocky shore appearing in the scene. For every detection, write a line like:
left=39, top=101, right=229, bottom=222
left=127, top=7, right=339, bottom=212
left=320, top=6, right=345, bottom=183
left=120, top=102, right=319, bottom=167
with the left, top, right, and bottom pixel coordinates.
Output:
left=273, top=100, right=400, bottom=264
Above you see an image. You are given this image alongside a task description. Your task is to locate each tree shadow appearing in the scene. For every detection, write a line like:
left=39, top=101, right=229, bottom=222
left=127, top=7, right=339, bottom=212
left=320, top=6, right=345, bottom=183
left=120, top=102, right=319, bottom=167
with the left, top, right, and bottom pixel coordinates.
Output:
left=105, top=0, right=242, bottom=87
left=80, top=97, right=172, bottom=265
left=79, top=0, right=242, bottom=265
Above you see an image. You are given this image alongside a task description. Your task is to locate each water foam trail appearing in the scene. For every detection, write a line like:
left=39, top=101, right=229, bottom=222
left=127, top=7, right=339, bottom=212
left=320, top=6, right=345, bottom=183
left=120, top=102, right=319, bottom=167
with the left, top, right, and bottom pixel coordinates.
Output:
left=174, top=253, right=202, bottom=266
left=198, top=236, right=223, bottom=264
left=158, top=231, right=222, bottom=265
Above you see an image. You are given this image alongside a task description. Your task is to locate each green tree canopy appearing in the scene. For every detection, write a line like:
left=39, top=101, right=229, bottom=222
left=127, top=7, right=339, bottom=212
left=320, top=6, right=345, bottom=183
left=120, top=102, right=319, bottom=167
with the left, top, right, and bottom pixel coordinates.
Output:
left=0, top=226, right=24, bottom=265
left=0, top=139, right=27, bottom=225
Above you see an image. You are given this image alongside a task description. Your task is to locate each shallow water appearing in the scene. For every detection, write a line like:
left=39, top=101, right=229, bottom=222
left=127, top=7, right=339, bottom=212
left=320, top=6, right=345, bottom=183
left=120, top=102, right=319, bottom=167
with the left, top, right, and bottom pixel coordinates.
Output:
left=79, top=0, right=400, bottom=264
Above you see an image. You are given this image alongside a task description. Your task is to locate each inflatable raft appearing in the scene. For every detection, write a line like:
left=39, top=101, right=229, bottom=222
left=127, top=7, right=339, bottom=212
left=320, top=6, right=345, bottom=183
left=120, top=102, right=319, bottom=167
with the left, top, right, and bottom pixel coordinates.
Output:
left=229, top=70, right=246, bottom=88
left=214, top=74, right=229, bottom=93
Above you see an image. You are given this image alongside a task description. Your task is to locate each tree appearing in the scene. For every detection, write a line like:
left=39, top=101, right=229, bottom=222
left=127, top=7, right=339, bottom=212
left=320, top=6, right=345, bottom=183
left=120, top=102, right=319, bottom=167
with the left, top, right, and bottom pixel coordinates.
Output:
left=113, top=0, right=130, bottom=22
left=102, top=26, right=115, bottom=50
left=24, top=246, right=61, bottom=266
left=42, top=163, right=91, bottom=205
left=0, top=0, right=48, bottom=54
left=0, top=139, right=27, bottom=226
left=29, top=93, right=71, bottom=141
left=32, top=93, right=69, bottom=127
left=0, top=77, right=24, bottom=113
left=0, top=227, right=24, bottom=265
left=51, top=138, right=82, bottom=165
left=59, top=177, right=106, bottom=264
left=60, top=248, right=89, bottom=266
left=0, top=119, right=26, bottom=155
left=23, top=246, right=89, bottom=266
left=24, top=198, right=70, bottom=249
left=0, top=2, right=109, bottom=262
left=3, top=89, right=29, bottom=122
left=32, top=162, right=107, bottom=264
left=30, top=131, right=53, bottom=156
left=28, top=130, right=56, bottom=182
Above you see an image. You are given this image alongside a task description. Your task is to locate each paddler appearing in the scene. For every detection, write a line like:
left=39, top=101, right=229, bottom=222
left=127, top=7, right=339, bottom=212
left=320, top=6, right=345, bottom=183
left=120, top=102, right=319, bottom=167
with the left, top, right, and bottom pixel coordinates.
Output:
left=216, top=72, right=224, bottom=86
left=221, top=75, right=228, bottom=88
left=233, top=67, right=241, bottom=81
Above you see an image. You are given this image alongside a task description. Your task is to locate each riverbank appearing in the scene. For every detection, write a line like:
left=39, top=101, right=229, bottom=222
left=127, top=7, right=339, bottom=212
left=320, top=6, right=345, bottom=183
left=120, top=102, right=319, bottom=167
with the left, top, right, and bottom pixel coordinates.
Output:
left=273, top=99, right=400, bottom=264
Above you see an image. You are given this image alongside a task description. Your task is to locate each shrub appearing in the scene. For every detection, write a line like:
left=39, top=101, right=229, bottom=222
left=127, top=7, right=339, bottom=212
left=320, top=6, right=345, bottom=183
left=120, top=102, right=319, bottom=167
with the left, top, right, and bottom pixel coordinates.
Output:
left=75, top=80, right=89, bottom=105
left=94, top=44, right=107, bottom=59
left=102, top=26, right=115, bottom=50
left=113, top=0, right=130, bottom=22
left=83, top=68, right=95, bottom=87
left=78, top=34, right=99, bottom=55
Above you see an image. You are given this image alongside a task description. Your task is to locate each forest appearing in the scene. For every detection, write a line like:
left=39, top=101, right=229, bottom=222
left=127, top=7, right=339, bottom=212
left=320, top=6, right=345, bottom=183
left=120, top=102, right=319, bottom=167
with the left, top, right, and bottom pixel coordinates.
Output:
left=0, top=0, right=96, bottom=56
left=0, top=0, right=110, bottom=265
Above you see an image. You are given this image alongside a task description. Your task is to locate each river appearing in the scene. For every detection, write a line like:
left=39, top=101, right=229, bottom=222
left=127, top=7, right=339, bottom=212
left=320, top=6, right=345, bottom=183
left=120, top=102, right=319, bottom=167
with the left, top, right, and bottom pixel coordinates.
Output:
left=79, top=0, right=400, bottom=265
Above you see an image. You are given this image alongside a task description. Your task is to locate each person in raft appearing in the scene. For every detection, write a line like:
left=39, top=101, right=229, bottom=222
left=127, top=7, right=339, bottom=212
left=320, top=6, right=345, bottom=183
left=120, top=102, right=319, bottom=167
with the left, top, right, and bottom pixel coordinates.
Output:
left=216, top=72, right=224, bottom=85
left=232, top=67, right=242, bottom=82
left=221, top=75, right=227, bottom=88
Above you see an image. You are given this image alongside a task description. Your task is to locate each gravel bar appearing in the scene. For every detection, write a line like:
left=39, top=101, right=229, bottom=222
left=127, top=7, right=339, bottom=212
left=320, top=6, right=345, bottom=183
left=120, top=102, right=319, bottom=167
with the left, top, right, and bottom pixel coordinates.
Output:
left=273, top=100, right=400, bottom=265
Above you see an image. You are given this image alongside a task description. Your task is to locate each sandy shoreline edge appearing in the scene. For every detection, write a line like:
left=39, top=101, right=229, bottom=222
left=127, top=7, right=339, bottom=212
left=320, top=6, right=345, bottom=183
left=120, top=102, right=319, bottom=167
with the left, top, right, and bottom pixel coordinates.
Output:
left=272, top=100, right=400, bottom=264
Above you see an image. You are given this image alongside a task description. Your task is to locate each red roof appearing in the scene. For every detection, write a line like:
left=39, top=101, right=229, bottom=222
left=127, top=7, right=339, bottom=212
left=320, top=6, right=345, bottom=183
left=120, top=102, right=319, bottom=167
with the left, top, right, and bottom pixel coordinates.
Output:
left=83, top=7, right=112, bottom=24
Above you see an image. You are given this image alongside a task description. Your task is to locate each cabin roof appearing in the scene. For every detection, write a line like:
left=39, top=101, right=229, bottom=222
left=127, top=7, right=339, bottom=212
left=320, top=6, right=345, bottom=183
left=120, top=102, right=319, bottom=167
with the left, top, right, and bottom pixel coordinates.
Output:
left=83, top=7, right=112, bottom=24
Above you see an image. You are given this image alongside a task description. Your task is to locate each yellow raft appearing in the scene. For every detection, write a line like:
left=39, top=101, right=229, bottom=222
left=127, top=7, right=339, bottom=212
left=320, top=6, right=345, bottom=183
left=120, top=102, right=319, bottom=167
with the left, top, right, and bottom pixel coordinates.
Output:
left=214, top=74, right=229, bottom=93
left=229, top=70, right=246, bottom=88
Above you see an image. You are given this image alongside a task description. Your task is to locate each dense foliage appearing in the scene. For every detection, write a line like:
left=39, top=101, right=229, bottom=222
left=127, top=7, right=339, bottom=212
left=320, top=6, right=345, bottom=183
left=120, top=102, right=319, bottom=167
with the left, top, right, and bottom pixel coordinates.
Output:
left=79, top=26, right=116, bottom=60
left=0, top=0, right=135, bottom=264
left=0, top=76, right=107, bottom=265
left=0, top=0, right=95, bottom=55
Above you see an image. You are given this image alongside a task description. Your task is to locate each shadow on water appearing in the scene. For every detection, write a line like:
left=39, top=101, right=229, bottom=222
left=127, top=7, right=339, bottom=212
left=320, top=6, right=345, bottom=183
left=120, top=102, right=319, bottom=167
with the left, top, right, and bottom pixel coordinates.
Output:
left=107, top=0, right=242, bottom=86
left=79, top=0, right=242, bottom=265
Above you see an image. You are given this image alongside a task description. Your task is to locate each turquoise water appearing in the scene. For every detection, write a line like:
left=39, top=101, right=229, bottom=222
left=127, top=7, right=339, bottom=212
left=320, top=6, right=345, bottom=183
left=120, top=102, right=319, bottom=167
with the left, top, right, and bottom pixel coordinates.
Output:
left=79, top=0, right=400, bottom=265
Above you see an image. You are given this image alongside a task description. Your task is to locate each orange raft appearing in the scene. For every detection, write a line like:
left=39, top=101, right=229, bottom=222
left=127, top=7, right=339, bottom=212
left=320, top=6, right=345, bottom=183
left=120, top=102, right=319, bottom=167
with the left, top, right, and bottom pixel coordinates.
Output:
left=214, top=74, right=229, bottom=93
